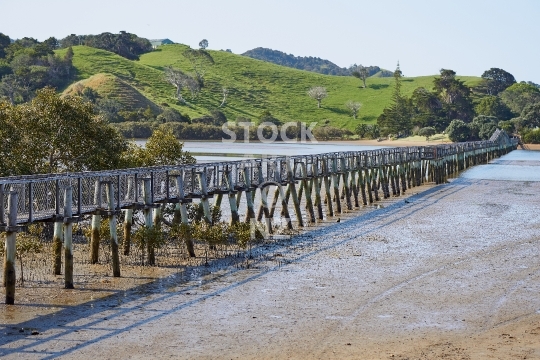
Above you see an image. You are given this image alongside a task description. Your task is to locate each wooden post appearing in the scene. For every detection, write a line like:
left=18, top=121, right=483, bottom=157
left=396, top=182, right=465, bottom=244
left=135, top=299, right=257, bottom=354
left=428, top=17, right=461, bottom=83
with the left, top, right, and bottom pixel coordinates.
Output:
left=268, top=187, right=280, bottom=218
left=259, top=186, right=273, bottom=235
left=311, top=163, right=324, bottom=220
left=321, top=159, right=334, bottom=216
left=365, top=168, right=373, bottom=204
left=90, top=180, right=101, bottom=264
left=63, top=187, right=74, bottom=288
left=349, top=170, right=360, bottom=208
left=225, top=169, right=240, bottom=224
left=53, top=215, right=63, bottom=275
left=142, top=178, right=154, bottom=266
left=331, top=158, right=342, bottom=214
left=174, top=174, right=195, bottom=257
left=277, top=184, right=293, bottom=230
left=286, top=160, right=304, bottom=227
left=106, top=183, right=120, bottom=277
left=243, top=167, right=256, bottom=223
left=372, top=168, right=380, bottom=202
left=4, top=191, right=17, bottom=304
left=300, top=163, right=316, bottom=223
left=340, top=158, right=353, bottom=211
left=358, top=169, right=367, bottom=206
left=123, top=177, right=133, bottom=256
left=197, top=171, right=212, bottom=224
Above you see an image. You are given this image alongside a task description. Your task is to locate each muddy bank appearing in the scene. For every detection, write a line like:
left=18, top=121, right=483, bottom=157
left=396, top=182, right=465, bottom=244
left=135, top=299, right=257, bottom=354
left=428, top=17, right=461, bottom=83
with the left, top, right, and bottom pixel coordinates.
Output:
left=1, top=150, right=540, bottom=359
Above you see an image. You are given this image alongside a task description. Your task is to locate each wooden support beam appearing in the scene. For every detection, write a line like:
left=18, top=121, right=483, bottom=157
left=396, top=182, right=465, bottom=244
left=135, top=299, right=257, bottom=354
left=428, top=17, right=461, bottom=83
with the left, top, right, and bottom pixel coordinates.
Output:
left=197, top=171, right=212, bottom=224
left=349, top=170, right=360, bottom=208
left=4, top=191, right=17, bottom=304
left=53, top=215, right=63, bottom=275
left=358, top=169, right=368, bottom=206
left=331, top=158, right=342, bottom=213
left=174, top=174, right=195, bottom=257
left=259, top=186, right=273, bottom=235
left=64, top=187, right=74, bottom=288
left=340, top=159, right=353, bottom=211
left=268, top=187, right=280, bottom=218
left=372, top=168, right=380, bottom=202
left=225, top=169, right=240, bottom=224
left=312, top=171, right=324, bottom=220
left=321, top=159, right=334, bottom=216
left=242, top=167, right=256, bottom=223
left=142, top=178, right=155, bottom=266
left=106, top=183, right=120, bottom=277
left=300, top=163, right=316, bottom=223
left=286, top=160, right=304, bottom=227
left=277, top=184, right=293, bottom=230
left=123, top=177, right=133, bottom=256
left=90, top=180, right=101, bottom=264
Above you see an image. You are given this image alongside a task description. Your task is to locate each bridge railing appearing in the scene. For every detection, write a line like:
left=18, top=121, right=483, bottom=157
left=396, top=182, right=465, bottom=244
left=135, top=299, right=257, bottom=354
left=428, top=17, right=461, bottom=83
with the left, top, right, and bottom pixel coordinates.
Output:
left=0, top=139, right=512, bottom=225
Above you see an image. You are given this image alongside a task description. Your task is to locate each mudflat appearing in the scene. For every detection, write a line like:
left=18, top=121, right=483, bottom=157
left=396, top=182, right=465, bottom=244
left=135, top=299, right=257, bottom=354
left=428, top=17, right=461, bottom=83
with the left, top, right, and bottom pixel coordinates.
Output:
left=1, top=151, right=540, bottom=359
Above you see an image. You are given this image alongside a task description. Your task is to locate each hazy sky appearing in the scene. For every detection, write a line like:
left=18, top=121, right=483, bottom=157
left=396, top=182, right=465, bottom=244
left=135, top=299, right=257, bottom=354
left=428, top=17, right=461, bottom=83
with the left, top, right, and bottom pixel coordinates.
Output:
left=3, top=0, right=539, bottom=82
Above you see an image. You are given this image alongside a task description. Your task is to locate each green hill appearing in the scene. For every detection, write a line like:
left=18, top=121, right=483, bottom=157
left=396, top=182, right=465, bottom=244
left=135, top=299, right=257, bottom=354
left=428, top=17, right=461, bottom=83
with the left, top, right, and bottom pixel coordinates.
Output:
left=56, top=45, right=482, bottom=130
left=63, top=73, right=161, bottom=113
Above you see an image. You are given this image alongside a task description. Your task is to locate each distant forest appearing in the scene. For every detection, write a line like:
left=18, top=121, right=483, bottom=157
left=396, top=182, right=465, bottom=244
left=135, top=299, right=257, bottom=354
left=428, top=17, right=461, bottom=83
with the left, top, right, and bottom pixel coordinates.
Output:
left=242, top=47, right=392, bottom=77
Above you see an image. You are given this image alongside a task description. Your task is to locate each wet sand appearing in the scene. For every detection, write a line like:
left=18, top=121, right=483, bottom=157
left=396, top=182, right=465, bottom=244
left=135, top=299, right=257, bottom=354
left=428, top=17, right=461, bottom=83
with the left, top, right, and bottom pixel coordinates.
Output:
left=1, top=150, right=540, bottom=359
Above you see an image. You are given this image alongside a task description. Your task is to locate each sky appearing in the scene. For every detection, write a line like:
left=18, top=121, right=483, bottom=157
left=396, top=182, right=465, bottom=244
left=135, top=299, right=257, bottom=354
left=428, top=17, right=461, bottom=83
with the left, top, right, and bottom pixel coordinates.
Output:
left=3, top=0, right=540, bottom=83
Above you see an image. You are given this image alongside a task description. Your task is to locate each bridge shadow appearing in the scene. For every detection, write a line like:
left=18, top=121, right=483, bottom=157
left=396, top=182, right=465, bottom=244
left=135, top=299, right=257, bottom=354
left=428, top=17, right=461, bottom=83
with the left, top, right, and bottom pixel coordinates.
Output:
left=0, top=179, right=472, bottom=359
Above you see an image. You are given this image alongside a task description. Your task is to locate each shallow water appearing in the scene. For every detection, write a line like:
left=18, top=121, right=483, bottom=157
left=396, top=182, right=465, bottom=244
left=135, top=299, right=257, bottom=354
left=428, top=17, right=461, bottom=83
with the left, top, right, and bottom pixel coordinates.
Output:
left=135, top=140, right=389, bottom=162
left=461, top=150, right=540, bottom=181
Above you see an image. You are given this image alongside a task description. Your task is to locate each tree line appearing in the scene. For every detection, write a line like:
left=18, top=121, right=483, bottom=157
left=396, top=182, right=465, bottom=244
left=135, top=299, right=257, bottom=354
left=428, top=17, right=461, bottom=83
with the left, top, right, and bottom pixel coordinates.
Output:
left=0, top=33, right=74, bottom=104
left=59, top=31, right=152, bottom=60
left=371, top=65, right=540, bottom=143
left=0, top=88, right=195, bottom=177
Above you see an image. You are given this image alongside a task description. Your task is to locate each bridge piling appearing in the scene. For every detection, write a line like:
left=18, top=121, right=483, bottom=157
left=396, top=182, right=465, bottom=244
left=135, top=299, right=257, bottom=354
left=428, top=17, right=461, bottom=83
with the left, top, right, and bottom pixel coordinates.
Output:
left=4, top=191, right=17, bottom=304
left=63, top=187, right=74, bottom=288
left=106, top=183, right=120, bottom=277
left=90, top=180, right=101, bottom=264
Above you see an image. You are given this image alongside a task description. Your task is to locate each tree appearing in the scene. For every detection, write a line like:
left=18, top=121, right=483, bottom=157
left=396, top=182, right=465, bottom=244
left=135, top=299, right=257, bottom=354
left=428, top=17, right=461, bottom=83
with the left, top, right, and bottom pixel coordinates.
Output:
left=409, top=87, right=446, bottom=131
left=199, top=39, right=209, bottom=50
left=257, top=110, right=282, bottom=126
left=418, top=126, right=436, bottom=141
left=123, top=129, right=195, bottom=167
left=345, top=100, right=362, bottom=119
left=433, top=69, right=475, bottom=122
left=164, top=66, right=188, bottom=103
left=0, top=32, right=11, bottom=58
left=355, top=123, right=368, bottom=138
left=182, top=48, right=214, bottom=85
left=156, top=108, right=190, bottom=123
left=184, top=74, right=201, bottom=99
left=0, top=88, right=128, bottom=175
left=307, top=86, right=328, bottom=108
left=470, top=115, right=498, bottom=140
left=478, top=68, right=516, bottom=95
left=500, top=82, right=540, bottom=114
left=475, top=95, right=513, bottom=120
left=220, top=87, right=229, bottom=107
left=351, top=65, right=369, bottom=88
left=520, top=103, right=540, bottom=128
left=377, top=63, right=411, bottom=136
left=445, top=119, right=471, bottom=142
left=366, top=124, right=380, bottom=139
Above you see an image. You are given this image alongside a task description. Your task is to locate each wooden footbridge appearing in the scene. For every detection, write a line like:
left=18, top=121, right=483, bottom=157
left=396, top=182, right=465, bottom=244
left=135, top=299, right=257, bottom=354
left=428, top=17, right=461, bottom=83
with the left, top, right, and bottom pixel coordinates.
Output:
left=1, top=135, right=517, bottom=304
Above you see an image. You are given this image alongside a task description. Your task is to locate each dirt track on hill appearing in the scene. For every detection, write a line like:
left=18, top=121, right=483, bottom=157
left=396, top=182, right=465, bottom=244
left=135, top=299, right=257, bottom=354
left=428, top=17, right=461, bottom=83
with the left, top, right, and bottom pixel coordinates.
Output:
left=1, top=153, right=540, bottom=359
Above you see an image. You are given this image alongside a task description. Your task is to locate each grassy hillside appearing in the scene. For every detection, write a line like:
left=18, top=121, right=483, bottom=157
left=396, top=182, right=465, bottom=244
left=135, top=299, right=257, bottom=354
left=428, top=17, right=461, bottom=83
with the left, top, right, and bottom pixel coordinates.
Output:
left=63, top=73, right=161, bottom=113
left=57, top=45, right=482, bottom=130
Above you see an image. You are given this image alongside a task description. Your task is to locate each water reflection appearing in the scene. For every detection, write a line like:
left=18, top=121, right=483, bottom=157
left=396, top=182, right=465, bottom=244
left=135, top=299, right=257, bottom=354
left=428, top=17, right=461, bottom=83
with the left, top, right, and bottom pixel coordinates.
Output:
left=462, top=150, right=540, bottom=181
